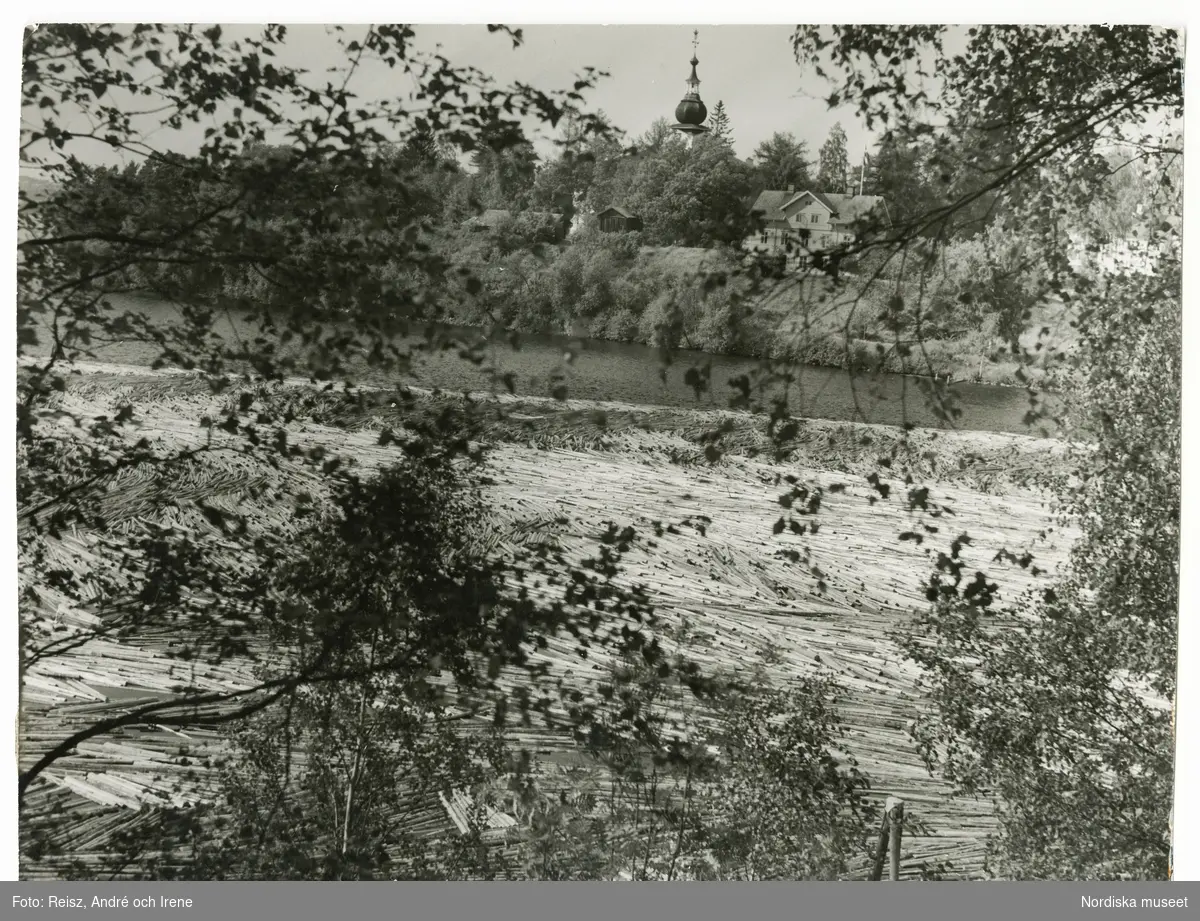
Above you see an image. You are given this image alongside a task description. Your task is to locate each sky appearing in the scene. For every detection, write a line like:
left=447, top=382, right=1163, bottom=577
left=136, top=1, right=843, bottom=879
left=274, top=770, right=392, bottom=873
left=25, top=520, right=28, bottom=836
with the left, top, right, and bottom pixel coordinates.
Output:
left=19, top=24, right=881, bottom=176
left=407, top=24, right=879, bottom=161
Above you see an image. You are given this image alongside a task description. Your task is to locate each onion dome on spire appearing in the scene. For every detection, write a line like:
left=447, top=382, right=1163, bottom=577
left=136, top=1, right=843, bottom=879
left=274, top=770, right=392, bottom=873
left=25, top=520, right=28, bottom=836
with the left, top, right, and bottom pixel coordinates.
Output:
left=670, top=30, right=711, bottom=142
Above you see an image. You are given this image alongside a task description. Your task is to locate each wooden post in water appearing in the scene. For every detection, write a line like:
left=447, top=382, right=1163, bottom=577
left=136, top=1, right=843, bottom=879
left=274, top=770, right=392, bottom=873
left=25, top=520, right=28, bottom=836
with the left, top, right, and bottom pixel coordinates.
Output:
left=869, top=809, right=890, bottom=881
left=887, top=796, right=904, bottom=881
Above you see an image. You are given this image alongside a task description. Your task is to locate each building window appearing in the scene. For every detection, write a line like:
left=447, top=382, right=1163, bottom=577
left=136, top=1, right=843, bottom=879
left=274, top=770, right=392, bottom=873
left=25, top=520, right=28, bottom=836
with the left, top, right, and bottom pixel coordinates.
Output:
left=760, top=231, right=769, bottom=244
left=810, top=213, right=820, bottom=224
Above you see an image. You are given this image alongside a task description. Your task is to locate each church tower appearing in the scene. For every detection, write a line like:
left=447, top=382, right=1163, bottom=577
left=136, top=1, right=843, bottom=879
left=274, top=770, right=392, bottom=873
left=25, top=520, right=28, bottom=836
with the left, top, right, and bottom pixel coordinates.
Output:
left=669, top=31, right=711, bottom=148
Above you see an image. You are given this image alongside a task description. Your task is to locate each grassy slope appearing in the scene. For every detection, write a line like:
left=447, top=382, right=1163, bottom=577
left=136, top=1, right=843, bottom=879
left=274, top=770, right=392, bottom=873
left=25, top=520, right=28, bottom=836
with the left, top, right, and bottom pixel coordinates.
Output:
left=741, top=271, right=1078, bottom=387
left=623, top=246, right=1079, bottom=386
left=20, top=363, right=1074, bottom=879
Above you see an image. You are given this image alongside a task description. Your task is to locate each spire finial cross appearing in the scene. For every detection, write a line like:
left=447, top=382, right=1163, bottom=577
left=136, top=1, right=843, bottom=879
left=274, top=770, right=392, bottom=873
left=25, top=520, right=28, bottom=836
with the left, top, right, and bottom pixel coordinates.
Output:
left=692, top=29, right=699, bottom=55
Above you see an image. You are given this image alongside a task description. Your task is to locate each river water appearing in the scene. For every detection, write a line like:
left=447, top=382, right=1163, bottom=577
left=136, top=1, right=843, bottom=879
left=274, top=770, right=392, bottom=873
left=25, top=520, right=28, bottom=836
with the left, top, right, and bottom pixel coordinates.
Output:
left=33, top=295, right=1059, bottom=437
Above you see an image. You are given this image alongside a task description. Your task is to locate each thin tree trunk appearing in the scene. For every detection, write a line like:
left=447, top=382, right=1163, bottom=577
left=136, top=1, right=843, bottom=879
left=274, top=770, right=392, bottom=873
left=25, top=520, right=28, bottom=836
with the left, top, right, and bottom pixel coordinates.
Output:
left=629, top=776, right=643, bottom=880
left=256, top=691, right=298, bottom=854
left=888, top=797, right=904, bottom=882
left=340, top=632, right=380, bottom=867
left=870, top=813, right=889, bottom=881
left=666, top=763, right=693, bottom=881
left=641, top=769, right=660, bottom=879
left=606, top=768, right=620, bottom=878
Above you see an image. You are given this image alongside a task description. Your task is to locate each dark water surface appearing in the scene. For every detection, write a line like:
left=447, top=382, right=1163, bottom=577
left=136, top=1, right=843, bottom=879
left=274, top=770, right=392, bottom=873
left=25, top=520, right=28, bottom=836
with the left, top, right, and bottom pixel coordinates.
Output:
left=42, top=295, right=1059, bottom=437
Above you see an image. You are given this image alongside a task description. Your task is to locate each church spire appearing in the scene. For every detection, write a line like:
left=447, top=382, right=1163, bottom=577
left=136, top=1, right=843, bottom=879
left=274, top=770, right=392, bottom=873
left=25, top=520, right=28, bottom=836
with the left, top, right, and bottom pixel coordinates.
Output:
left=670, top=29, right=710, bottom=147
left=685, top=30, right=701, bottom=96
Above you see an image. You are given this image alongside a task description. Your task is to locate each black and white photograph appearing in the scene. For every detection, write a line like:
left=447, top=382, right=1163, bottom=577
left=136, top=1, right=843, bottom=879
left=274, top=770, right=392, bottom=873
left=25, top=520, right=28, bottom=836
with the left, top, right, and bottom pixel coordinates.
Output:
left=13, top=21, right=1188, bottom=883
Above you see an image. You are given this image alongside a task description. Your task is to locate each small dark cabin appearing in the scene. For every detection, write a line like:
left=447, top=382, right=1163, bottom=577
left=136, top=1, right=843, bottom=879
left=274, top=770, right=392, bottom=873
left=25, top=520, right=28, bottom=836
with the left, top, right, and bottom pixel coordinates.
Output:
left=596, top=206, right=643, bottom=233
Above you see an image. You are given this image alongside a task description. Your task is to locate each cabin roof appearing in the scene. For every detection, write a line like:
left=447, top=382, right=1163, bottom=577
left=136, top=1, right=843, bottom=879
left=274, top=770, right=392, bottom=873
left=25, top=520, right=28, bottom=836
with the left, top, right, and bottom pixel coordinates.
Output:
left=818, top=193, right=884, bottom=225
left=749, top=190, right=794, bottom=222
left=597, top=205, right=638, bottom=219
left=753, top=189, right=885, bottom=227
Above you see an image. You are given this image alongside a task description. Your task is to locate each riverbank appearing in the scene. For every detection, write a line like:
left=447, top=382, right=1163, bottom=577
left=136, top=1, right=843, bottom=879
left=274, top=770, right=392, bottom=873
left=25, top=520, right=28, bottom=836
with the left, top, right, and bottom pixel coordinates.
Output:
left=439, top=242, right=1077, bottom=389
left=728, top=272, right=1077, bottom=388
left=21, top=363, right=1076, bottom=879
left=447, top=295, right=1065, bottom=392
left=59, top=361, right=1070, bottom=491
left=430, top=236, right=1080, bottom=389
left=22, top=293, right=1062, bottom=436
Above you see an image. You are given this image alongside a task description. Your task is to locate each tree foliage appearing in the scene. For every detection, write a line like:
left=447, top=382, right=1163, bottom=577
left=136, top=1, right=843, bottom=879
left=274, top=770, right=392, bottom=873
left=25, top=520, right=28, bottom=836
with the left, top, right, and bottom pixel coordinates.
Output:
left=750, top=131, right=812, bottom=192
left=899, top=257, right=1180, bottom=879
left=794, top=25, right=1181, bottom=250
left=815, top=122, right=850, bottom=194
left=17, top=22, right=642, bottom=802
left=709, top=100, right=733, bottom=148
left=864, top=131, right=933, bottom=226
left=790, top=24, right=1182, bottom=879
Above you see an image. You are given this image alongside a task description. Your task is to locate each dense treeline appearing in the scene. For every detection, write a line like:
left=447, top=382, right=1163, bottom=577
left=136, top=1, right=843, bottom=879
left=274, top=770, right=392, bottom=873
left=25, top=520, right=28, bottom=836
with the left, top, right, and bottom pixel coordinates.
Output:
left=43, top=101, right=1164, bottom=387
left=41, top=121, right=1069, bottom=382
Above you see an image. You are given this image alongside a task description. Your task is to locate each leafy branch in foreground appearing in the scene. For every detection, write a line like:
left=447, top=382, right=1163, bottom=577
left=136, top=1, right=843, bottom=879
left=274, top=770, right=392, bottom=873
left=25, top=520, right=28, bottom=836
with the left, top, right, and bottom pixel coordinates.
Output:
left=23, top=464, right=879, bottom=882
left=897, top=260, right=1180, bottom=880
left=19, top=22, right=619, bottom=795
left=784, top=24, right=1182, bottom=880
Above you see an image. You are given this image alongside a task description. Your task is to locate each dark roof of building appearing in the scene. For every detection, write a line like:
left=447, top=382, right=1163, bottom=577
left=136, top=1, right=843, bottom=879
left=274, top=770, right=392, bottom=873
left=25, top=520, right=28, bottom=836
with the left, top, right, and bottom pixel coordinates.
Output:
left=748, top=190, right=795, bottom=222
left=806, top=190, right=839, bottom=212
left=674, top=97, right=708, bottom=128
left=752, top=189, right=886, bottom=227
left=597, top=205, right=638, bottom=219
left=825, top=193, right=885, bottom=226
left=782, top=190, right=884, bottom=225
